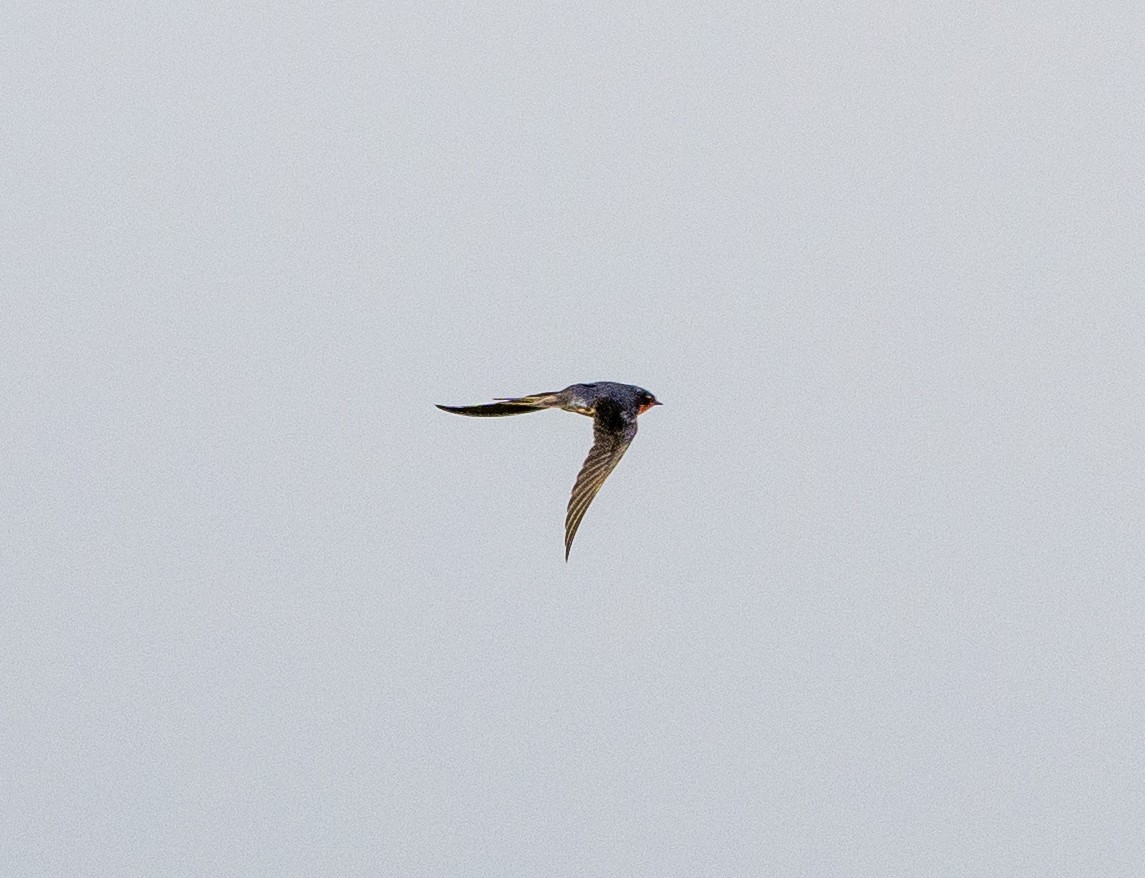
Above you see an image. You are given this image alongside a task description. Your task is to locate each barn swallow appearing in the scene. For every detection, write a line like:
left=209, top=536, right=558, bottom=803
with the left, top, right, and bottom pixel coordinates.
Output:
left=436, top=382, right=662, bottom=559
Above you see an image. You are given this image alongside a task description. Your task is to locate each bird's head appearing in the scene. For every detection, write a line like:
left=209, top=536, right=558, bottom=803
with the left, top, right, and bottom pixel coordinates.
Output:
left=636, top=388, right=662, bottom=414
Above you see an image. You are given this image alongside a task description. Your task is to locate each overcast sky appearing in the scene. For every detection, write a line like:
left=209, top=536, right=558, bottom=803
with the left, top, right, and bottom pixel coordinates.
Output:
left=4, top=2, right=1143, bottom=875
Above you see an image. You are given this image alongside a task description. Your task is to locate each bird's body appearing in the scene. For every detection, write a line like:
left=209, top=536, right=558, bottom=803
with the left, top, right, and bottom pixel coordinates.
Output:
left=436, top=382, right=661, bottom=559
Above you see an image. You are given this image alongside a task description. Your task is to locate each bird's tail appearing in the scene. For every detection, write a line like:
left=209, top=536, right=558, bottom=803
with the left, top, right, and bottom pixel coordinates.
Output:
left=436, top=392, right=562, bottom=417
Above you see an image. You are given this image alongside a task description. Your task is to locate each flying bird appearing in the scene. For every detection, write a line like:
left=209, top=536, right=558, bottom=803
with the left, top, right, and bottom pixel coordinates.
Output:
left=436, top=382, right=662, bottom=559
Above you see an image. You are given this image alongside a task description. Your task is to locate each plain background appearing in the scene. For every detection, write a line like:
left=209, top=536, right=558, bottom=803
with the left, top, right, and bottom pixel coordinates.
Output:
left=4, top=2, right=1143, bottom=875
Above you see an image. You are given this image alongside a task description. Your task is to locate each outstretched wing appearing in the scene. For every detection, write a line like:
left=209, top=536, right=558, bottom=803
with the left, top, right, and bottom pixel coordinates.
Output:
left=436, top=392, right=560, bottom=418
left=436, top=402, right=543, bottom=417
left=564, top=404, right=638, bottom=559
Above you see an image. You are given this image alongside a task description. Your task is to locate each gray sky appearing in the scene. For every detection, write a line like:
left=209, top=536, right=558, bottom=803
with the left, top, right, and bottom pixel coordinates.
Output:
left=4, top=2, right=1143, bottom=875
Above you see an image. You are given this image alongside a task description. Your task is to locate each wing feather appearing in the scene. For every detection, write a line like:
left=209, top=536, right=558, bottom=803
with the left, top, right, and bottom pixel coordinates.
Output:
left=564, top=409, right=638, bottom=559
left=435, top=392, right=559, bottom=417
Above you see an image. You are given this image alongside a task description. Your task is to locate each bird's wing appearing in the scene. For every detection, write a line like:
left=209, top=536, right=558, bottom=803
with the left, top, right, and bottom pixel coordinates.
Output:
left=436, top=392, right=560, bottom=417
left=565, top=406, right=638, bottom=559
